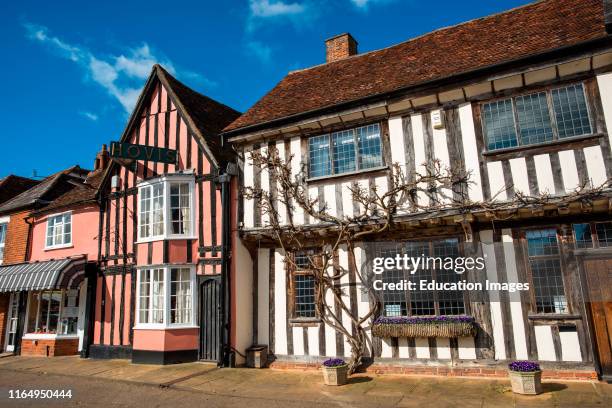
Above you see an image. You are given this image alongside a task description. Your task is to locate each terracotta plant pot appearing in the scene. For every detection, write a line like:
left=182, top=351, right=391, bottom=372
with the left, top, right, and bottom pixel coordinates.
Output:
left=322, top=365, right=348, bottom=386
left=509, top=370, right=543, bottom=395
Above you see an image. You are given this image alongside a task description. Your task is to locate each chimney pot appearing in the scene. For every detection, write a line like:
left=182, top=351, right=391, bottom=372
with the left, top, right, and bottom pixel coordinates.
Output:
left=93, top=144, right=110, bottom=172
left=325, top=33, right=358, bottom=63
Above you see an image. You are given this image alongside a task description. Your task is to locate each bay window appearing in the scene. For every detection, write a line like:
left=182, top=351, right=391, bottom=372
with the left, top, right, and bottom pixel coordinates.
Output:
left=308, top=123, right=383, bottom=178
left=136, top=266, right=195, bottom=327
left=46, top=212, right=72, bottom=248
left=138, top=175, right=195, bottom=241
left=482, top=83, right=592, bottom=151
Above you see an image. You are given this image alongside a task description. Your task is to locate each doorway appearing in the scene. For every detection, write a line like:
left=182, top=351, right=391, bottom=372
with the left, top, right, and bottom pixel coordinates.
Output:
left=584, top=258, right=612, bottom=380
left=199, top=277, right=221, bottom=362
left=4, top=293, right=19, bottom=353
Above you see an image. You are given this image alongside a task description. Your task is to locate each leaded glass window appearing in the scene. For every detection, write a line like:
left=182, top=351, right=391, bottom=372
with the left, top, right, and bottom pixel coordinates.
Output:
left=526, top=229, right=567, bottom=314
left=483, top=83, right=592, bottom=151
left=292, top=251, right=317, bottom=318
left=308, top=123, right=383, bottom=178
left=552, top=84, right=592, bottom=138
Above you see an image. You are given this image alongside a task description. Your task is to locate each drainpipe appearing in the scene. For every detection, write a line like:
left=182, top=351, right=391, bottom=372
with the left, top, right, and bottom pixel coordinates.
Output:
left=218, top=162, right=237, bottom=367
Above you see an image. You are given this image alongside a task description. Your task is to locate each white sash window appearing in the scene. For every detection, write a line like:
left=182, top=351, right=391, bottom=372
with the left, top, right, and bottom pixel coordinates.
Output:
left=45, top=212, right=72, bottom=249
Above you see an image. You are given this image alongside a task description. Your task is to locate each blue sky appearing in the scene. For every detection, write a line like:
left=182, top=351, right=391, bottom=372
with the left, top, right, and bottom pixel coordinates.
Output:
left=0, top=0, right=531, bottom=179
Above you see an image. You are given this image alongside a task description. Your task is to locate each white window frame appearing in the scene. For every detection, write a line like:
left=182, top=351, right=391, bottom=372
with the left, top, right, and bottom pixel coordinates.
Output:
left=136, top=175, right=196, bottom=243
left=0, top=216, right=8, bottom=265
left=134, top=264, right=197, bottom=329
left=45, top=211, right=73, bottom=250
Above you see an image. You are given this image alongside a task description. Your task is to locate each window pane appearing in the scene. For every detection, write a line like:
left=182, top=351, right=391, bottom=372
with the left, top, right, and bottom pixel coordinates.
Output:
left=405, top=241, right=435, bottom=316
left=294, top=274, right=316, bottom=318
left=152, top=184, right=165, bottom=236
left=483, top=99, right=518, bottom=150
left=530, top=259, right=567, bottom=313
left=552, top=84, right=591, bottom=138
left=152, top=269, right=164, bottom=323
left=515, top=92, right=553, bottom=145
left=308, top=135, right=331, bottom=178
left=526, top=229, right=559, bottom=256
left=595, top=222, right=612, bottom=247
left=526, top=229, right=567, bottom=314
left=138, top=270, right=151, bottom=323
left=170, top=268, right=192, bottom=324
left=433, top=239, right=465, bottom=315
left=294, top=253, right=311, bottom=270
left=139, top=186, right=151, bottom=238
left=0, top=223, right=7, bottom=261
left=357, top=124, right=383, bottom=170
left=170, top=183, right=191, bottom=235
left=573, top=223, right=593, bottom=249
left=332, top=130, right=357, bottom=174
left=376, top=245, right=406, bottom=317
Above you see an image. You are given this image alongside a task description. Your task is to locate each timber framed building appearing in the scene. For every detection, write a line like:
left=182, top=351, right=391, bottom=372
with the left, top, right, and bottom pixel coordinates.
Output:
left=91, top=65, right=250, bottom=365
left=225, top=0, right=612, bottom=380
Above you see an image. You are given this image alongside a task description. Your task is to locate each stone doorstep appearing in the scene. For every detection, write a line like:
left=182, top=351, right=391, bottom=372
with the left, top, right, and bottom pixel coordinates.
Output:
left=267, top=361, right=599, bottom=381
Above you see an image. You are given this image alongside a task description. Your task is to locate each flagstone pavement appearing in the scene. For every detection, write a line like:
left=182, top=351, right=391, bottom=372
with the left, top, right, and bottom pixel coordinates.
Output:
left=0, top=355, right=610, bottom=407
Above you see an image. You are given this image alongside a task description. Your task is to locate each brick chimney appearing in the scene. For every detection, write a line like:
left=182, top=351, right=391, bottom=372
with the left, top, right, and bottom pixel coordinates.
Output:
left=606, top=0, right=612, bottom=34
left=325, top=33, right=358, bottom=63
left=93, top=144, right=110, bottom=171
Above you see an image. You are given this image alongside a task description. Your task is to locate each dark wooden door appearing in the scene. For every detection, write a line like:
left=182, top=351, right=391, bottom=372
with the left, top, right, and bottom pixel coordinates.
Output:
left=584, top=259, right=612, bottom=379
left=199, top=277, right=221, bottom=362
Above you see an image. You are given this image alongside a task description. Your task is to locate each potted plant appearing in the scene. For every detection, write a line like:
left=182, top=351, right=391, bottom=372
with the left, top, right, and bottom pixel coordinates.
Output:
left=508, top=361, right=542, bottom=395
left=371, top=315, right=476, bottom=338
left=322, top=358, right=348, bottom=386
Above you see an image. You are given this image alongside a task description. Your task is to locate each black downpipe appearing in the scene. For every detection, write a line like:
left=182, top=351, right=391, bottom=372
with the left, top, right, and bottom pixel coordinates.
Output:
left=218, top=171, right=232, bottom=367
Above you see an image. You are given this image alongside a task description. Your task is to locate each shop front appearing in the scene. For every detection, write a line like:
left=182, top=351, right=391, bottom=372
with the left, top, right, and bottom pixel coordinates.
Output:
left=0, top=257, right=90, bottom=356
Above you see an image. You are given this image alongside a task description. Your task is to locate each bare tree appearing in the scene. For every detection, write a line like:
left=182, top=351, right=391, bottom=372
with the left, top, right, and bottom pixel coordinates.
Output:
left=243, top=146, right=610, bottom=374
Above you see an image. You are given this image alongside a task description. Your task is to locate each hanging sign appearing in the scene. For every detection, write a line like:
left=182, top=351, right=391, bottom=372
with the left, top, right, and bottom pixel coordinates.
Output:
left=110, top=142, right=178, bottom=164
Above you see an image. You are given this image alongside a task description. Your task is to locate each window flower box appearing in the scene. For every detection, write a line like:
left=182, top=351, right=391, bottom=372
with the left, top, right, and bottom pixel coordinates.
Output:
left=371, top=315, right=476, bottom=338
left=322, top=358, right=348, bottom=386
left=508, top=361, right=542, bottom=395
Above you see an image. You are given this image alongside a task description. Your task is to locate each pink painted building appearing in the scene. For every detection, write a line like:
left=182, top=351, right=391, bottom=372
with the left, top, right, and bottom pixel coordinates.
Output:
left=0, top=161, right=106, bottom=357
left=90, top=65, right=248, bottom=365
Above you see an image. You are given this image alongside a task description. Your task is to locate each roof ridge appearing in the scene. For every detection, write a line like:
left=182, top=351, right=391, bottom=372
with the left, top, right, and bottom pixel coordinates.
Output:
left=289, top=0, right=547, bottom=75
left=154, top=64, right=241, bottom=116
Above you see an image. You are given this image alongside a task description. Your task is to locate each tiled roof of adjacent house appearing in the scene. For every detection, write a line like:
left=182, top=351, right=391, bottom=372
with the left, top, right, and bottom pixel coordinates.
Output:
left=32, top=169, right=105, bottom=215
left=224, top=0, right=609, bottom=133
left=156, top=65, right=241, bottom=163
left=0, top=166, right=89, bottom=214
left=0, top=175, right=39, bottom=205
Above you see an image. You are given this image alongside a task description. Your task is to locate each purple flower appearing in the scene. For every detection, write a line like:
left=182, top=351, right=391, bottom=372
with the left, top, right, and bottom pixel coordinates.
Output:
left=508, top=361, right=540, bottom=372
left=323, top=358, right=346, bottom=367
left=374, top=315, right=475, bottom=325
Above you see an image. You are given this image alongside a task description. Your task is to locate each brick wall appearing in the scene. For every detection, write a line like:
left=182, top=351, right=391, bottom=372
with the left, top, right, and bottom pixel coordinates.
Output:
left=268, top=361, right=598, bottom=381
left=0, top=294, right=9, bottom=351
left=20, top=338, right=79, bottom=357
left=3, top=210, right=31, bottom=265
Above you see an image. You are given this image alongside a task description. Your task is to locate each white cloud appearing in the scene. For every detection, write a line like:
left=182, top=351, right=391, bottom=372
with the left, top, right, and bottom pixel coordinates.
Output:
left=24, top=23, right=214, bottom=113
left=350, top=0, right=396, bottom=10
left=249, top=0, right=305, bottom=17
left=247, top=0, right=312, bottom=32
left=245, top=41, right=273, bottom=64
left=80, top=111, right=99, bottom=121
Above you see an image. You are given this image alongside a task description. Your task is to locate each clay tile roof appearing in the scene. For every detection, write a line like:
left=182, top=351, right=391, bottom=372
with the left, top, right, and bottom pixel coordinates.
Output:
left=0, top=175, right=39, bottom=205
left=0, top=166, right=88, bottom=214
left=224, top=0, right=609, bottom=133
left=33, top=169, right=105, bottom=214
left=156, top=65, right=241, bottom=163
